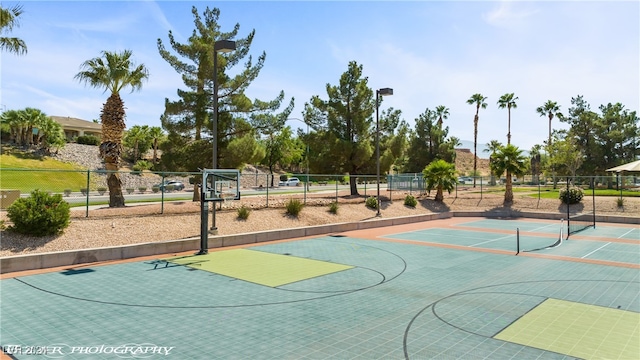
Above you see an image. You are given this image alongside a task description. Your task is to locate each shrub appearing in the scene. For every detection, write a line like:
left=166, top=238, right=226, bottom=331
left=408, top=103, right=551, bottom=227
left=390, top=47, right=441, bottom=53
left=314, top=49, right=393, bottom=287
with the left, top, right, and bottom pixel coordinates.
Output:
left=76, top=135, right=100, bottom=146
left=280, top=174, right=288, bottom=181
left=559, top=186, right=584, bottom=204
left=80, top=188, right=88, bottom=196
left=404, top=195, right=417, bottom=207
left=138, top=187, right=147, bottom=193
left=616, top=197, right=625, bottom=207
left=133, top=160, right=152, bottom=172
left=285, top=198, right=304, bottom=217
left=126, top=188, right=135, bottom=195
left=63, top=189, right=72, bottom=197
left=237, top=205, right=251, bottom=220
left=97, top=187, right=107, bottom=195
left=6, top=189, right=70, bottom=236
left=328, top=202, right=339, bottom=214
left=152, top=186, right=160, bottom=193
left=366, top=196, right=378, bottom=209
left=0, top=220, right=5, bottom=231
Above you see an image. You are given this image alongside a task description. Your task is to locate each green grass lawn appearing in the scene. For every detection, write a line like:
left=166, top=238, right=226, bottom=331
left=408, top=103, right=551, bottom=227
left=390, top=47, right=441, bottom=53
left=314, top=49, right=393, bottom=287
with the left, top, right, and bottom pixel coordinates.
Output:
left=0, top=147, right=88, bottom=192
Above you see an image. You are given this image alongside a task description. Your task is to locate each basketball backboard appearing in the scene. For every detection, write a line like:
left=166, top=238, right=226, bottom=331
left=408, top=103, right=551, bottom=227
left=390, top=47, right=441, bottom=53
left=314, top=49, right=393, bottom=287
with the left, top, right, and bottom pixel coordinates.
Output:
left=202, top=169, right=241, bottom=202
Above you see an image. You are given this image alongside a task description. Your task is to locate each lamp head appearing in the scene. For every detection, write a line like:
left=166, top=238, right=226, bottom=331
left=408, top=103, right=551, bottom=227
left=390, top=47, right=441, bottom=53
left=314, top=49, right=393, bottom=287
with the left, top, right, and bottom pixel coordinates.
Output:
left=214, top=40, right=236, bottom=53
left=378, top=88, right=393, bottom=96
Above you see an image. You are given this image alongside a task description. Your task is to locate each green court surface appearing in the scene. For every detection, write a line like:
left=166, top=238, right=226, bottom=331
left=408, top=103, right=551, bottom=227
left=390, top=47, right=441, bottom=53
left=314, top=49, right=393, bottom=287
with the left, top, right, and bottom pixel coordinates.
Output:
left=166, top=249, right=353, bottom=287
left=1, top=219, right=639, bottom=359
left=456, top=218, right=561, bottom=234
left=495, top=298, right=640, bottom=359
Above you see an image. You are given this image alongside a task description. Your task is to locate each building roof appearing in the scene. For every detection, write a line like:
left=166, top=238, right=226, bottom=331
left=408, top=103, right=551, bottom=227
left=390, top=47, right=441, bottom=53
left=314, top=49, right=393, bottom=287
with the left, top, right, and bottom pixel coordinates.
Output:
left=51, top=116, right=102, bottom=131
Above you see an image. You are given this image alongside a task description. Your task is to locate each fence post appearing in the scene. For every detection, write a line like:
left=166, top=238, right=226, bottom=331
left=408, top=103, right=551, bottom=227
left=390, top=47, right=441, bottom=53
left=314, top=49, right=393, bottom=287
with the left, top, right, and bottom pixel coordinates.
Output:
left=266, top=173, right=269, bottom=208
left=335, top=175, right=338, bottom=203
left=85, top=169, right=90, bottom=218
left=161, top=173, right=165, bottom=214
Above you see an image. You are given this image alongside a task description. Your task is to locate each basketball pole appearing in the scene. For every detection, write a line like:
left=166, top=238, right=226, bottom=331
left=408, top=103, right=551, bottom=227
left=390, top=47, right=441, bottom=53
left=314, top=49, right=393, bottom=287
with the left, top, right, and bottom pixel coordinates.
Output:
left=198, top=182, right=209, bottom=255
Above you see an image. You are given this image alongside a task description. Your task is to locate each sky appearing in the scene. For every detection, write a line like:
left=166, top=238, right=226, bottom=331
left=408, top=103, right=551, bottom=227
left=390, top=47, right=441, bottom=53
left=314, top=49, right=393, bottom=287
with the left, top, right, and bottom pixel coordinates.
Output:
left=1, top=0, right=638, bottom=152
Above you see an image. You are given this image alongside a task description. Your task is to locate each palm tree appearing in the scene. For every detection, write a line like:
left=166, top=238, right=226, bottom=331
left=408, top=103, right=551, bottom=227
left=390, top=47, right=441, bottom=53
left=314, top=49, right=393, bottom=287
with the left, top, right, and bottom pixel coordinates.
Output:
left=497, top=93, right=518, bottom=144
left=0, top=4, right=27, bottom=55
left=490, top=144, right=527, bottom=204
left=484, top=140, right=503, bottom=185
left=422, top=159, right=457, bottom=202
left=435, top=105, right=449, bottom=128
left=0, top=109, right=25, bottom=144
left=124, top=125, right=150, bottom=162
left=530, top=144, right=543, bottom=185
left=536, top=100, right=563, bottom=148
left=75, top=50, right=149, bottom=207
left=466, top=93, right=488, bottom=187
left=148, top=126, right=164, bottom=164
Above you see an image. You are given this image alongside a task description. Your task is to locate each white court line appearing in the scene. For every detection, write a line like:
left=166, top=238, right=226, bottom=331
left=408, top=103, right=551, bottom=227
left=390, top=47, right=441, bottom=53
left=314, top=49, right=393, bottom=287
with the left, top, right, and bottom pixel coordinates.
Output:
left=618, top=228, right=638, bottom=239
left=581, top=242, right=611, bottom=259
left=469, top=234, right=514, bottom=247
left=528, top=223, right=557, bottom=232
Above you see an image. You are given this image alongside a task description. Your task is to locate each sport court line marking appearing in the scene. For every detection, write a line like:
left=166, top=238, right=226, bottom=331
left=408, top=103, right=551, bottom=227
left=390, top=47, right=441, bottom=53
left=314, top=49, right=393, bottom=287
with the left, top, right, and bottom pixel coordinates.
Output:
left=528, top=223, right=557, bottom=232
left=469, top=234, right=514, bottom=247
left=618, top=228, right=637, bottom=239
left=581, top=242, right=611, bottom=259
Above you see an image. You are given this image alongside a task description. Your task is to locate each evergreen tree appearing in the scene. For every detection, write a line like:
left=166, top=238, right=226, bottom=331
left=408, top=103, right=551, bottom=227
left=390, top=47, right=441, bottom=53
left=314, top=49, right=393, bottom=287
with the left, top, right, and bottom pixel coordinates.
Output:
left=405, top=108, right=455, bottom=173
left=303, top=61, right=378, bottom=195
left=157, top=6, right=293, bottom=171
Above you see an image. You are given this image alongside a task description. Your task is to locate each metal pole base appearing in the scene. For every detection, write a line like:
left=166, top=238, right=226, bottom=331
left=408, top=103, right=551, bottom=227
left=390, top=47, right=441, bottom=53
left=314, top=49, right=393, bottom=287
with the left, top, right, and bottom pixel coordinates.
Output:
left=195, top=249, right=209, bottom=255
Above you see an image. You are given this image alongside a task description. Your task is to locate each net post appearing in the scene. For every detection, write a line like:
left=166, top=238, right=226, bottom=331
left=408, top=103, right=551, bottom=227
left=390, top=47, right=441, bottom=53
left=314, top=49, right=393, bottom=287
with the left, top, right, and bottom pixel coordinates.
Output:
left=516, top=228, right=520, bottom=255
left=591, top=176, right=596, bottom=229
left=566, top=177, right=570, bottom=238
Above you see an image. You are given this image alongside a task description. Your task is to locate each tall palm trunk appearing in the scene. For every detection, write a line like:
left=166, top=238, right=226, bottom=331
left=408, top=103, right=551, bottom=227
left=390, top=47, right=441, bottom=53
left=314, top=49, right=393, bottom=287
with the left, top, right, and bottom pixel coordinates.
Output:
left=507, top=106, right=511, bottom=145
left=152, top=139, right=158, bottom=164
left=473, top=112, right=479, bottom=188
left=504, top=170, right=513, bottom=203
left=99, top=93, right=126, bottom=207
left=548, top=115, right=553, bottom=147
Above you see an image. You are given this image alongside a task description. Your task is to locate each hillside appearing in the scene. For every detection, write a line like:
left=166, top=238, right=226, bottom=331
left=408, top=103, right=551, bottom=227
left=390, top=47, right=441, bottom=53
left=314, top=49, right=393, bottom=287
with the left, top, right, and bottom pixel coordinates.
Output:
left=455, top=148, right=490, bottom=176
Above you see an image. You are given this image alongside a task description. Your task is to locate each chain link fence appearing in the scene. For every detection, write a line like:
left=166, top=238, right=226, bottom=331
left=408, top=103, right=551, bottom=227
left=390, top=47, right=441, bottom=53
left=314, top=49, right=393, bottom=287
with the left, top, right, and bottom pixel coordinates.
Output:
left=1, top=170, right=638, bottom=218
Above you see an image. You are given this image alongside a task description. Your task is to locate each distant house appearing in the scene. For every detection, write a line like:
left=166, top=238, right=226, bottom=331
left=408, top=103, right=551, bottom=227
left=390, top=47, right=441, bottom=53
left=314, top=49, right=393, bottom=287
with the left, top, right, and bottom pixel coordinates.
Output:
left=50, top=116, right=102, bottom=141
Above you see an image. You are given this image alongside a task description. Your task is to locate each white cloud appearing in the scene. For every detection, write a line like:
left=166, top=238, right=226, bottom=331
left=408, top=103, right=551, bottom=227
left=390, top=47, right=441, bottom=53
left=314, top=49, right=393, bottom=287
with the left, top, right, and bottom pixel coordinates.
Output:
left=483, top=1, right=539, bottom=28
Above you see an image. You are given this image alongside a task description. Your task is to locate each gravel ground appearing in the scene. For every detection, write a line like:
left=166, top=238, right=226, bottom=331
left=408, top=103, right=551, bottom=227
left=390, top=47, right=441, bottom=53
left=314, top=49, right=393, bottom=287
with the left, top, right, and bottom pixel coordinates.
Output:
left=1, top=192, right=638, bottom=257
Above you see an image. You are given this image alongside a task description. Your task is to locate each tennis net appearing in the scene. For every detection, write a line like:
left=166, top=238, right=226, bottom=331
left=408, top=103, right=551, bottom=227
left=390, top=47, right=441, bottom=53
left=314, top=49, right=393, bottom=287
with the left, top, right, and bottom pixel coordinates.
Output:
left=567, top=213, right=595, bottom=237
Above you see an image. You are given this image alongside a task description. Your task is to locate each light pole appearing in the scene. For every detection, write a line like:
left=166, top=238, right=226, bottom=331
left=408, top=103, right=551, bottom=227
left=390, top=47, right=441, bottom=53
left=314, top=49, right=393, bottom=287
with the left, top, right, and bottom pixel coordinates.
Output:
left=211, top=39, right=236, bottom=232
left=375, top=88, right=393, bottom=216
left=287, top=118, right=310, bottom=203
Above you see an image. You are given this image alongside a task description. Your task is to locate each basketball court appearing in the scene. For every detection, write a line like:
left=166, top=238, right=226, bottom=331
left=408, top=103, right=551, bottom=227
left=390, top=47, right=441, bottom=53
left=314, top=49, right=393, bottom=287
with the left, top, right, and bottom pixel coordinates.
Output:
left=1, top=216, right=638, bottom=359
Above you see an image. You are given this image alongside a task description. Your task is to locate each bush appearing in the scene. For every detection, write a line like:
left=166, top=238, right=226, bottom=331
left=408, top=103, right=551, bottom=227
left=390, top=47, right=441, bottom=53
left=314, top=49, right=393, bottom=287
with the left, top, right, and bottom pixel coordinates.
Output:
left=138, top=187, right=147, bottom=194
left=559, top=186, right=584, bottom=204
left=0, top=220, right=5, bottom=231
left=616, top=197, right=625, bottom=207
left=80, top=188, right=88, bottom=196
left=126, top=188, right=135, bottom=195
left=285, top=198, right=304, bottom=217
left=404, top=195, right=417, bottom=207
left=76, top=135, right=100, bottom=146
left=152, top=186, right=160, bottom=193
left=6, top=189, right=70, bottom=236
left=237, top=205, right=251, bottom=220
left=280, top=174, right=288, bottom=181
left=328, top=202, right=339, bottom=214
left=97, top=187, right=107, bottom=195
left=366, top=196, right=378, bottom=210
left=132, top=160, right=152, bottom=172
left=63, top=189, right=72, bottom=197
